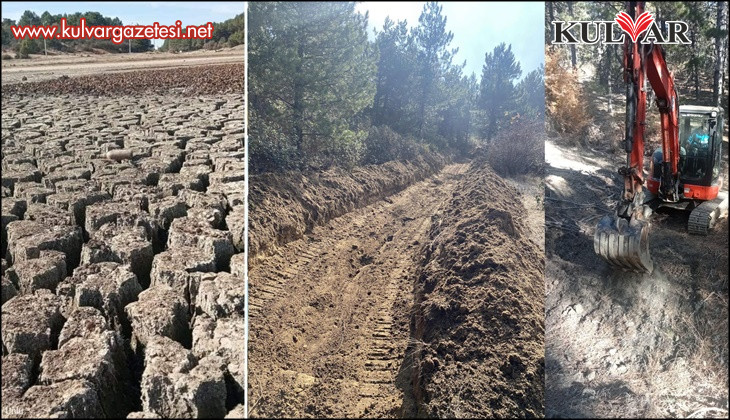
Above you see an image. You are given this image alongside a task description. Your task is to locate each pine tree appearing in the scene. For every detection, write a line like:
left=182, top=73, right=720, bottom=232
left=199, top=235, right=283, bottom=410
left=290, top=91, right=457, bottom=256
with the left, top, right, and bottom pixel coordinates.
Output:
left=249, top=2, right=376, bottom=169
left=412, top=2, right=457, bottom=140
left=478, top=43, right=522, bottom=140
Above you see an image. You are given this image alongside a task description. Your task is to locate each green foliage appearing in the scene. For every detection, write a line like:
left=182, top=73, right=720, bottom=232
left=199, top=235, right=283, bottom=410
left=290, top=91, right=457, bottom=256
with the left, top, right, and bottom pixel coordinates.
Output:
left=4, top=10, right=152, bottom=54
left=371, top=3, right=474, bottom=154
left=249, top=2, right=376, bottom=170
left=372, top=18, right=419, bottom=135
left=478, top=43, right=522, bottom=140
left=252, top=1, right=541, bottom=173
left=248, top=109, right=300, bottom=174
left=412, top=2, right=459, bottom=140
left=160, top=12, right=244, bottom=51
left=18, top=38, right=39, bottom=55
left=363, top=125, right=425, bottom=165
left=517, top=65, right=545, bottom=119
left=16, top=41, right=30, bottom=58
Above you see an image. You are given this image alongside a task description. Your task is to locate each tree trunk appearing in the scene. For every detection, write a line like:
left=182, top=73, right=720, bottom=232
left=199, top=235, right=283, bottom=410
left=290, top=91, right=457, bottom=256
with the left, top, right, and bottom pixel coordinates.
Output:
left=691, top=27, right=700, bottom=100
left=568, top=2, right=577, bottom=69
left=293, top=40, right=305, bottom=167
left=714, top=1, right=727, bottom=108
left=608, top=44, right=614, bottom=115
left=418, top=65, right=432, bottom=138
left=548, top=2, right=555, bottom=43
left=598, top=43, right=607, bottom=88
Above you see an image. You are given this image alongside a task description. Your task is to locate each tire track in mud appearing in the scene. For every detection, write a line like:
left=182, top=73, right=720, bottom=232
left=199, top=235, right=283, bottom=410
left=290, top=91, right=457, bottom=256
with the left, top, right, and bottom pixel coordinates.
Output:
left=248, top=163, right=468, bottom=418
left=354, top=213, right=432, bottom=416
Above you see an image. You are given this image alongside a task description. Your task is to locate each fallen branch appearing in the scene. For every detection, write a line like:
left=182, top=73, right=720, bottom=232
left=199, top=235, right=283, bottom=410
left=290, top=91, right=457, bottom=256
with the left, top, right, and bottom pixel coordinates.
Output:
left=687, top=407, right=729, bottom=418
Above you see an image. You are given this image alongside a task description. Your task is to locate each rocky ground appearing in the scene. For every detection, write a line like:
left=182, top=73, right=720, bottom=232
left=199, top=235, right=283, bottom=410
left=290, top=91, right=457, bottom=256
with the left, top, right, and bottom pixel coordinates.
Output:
left=2, top=63, right=244, bottom=96
left=1, top=63, right=245, bottom=418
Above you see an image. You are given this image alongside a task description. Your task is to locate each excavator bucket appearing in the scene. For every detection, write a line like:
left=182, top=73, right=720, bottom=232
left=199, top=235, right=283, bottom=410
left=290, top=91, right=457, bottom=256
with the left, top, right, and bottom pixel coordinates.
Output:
left=594, top=214, right=653, bottom=273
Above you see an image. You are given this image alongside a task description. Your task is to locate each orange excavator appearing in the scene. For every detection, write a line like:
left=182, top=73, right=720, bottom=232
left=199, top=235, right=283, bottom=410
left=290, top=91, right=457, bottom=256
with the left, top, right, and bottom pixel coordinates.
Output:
left=594, top=1, right=727, bottom=273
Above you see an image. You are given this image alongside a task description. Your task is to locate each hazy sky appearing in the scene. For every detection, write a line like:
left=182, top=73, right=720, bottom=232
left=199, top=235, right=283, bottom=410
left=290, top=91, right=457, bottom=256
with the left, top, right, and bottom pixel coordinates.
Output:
left=0, top=1, right=245, bottom=48
left=356, top=2, right=545, bottom=79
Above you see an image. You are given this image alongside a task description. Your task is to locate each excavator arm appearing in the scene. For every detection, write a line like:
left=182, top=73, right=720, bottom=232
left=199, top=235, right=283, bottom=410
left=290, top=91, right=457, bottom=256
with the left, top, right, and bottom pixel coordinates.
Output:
left=620, top=1, right=680, bottom=213
left=595, top=1, right=679, bottom=273
left=644, top=42, right=680, bottom=202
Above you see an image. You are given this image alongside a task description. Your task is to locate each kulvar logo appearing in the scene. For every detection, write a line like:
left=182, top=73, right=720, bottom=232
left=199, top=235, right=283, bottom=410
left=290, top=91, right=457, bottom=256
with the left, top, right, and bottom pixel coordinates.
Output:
left=551, top=11, right=691, bottom=45
left=615, top=11, right=654, bottom=42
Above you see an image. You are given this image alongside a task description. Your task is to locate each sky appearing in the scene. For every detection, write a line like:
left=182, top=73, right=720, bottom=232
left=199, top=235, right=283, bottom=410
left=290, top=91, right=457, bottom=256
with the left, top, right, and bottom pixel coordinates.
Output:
left=356, top=2, right=545, bottom=79
left=1, top=1, right=245, bottom=48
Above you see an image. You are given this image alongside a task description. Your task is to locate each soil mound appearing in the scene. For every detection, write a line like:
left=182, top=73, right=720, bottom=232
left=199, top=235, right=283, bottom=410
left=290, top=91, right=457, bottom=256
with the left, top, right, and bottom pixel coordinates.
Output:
left=248, top=153, right=445, bottom=264
left=411, top=156, right=544, bottom=418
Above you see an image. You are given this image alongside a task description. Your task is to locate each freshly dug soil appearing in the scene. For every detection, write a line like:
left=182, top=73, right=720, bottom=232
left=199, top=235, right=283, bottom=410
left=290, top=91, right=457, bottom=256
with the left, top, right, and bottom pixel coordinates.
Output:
left=248, top=163, right=469, bottom=418
left=411, top=156, right=545, bottom=418
left=248, top=153, right=445, bottom=264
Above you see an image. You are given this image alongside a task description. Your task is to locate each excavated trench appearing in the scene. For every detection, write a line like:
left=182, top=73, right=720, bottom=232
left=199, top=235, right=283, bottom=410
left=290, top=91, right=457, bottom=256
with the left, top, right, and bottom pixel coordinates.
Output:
left=408, top=157, right=544, bottom=418
left=1, top=66, right=245, bottom=419
left=248, top=152, right=446, bottom=264
left=248, top=156, right=545, bottom=418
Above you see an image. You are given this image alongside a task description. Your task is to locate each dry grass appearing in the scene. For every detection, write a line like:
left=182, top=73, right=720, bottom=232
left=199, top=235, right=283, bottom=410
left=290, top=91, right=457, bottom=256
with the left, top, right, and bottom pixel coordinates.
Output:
left=545, top=48, right=593, bottom=143
left=487, top=118, right=545, bottom=177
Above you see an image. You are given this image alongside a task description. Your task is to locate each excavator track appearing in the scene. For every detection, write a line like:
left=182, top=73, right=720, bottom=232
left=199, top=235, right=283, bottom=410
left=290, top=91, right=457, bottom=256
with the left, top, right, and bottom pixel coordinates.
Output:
left=594, top=214, right=654, bottom=273
left=688, top=193, right=729, bottom=235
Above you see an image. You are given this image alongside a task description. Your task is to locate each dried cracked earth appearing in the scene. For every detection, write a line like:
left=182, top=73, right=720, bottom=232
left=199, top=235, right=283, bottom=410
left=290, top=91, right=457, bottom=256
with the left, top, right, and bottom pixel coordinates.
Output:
left=1, top=64, right=245, bottom=418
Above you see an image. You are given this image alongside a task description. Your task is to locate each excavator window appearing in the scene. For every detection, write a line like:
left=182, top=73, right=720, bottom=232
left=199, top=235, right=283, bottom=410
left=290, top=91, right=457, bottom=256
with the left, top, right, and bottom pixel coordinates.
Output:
left=679, top=113, right=712, bottom=181
left=712, top=116, right=723, bottom=185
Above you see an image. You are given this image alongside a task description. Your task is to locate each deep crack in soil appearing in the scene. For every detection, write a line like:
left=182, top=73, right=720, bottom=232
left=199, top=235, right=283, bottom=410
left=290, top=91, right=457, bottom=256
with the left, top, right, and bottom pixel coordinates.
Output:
left=248, top=163, right=469, bottom=418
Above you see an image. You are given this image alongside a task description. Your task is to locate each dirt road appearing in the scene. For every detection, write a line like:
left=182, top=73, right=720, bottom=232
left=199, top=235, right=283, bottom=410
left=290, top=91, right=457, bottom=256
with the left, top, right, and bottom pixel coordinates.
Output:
left=545, top=139, right=729, bottom=418
left=1, top=48, right=243, bottom=85
left=248, top=163, right=469, bottom=418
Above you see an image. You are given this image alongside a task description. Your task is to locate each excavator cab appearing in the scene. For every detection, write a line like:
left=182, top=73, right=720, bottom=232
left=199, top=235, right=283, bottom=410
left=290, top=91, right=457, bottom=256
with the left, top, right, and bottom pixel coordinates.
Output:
left=650, top=105, right=723, bottom=200
left=677, top=105, right=723, bottom=193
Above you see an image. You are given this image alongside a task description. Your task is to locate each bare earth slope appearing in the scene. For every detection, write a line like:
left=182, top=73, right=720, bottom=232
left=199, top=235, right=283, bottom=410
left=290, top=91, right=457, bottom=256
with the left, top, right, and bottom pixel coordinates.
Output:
left=545, top=139, right=729, bottom=418
left=248, top=154, right=445, bottom=263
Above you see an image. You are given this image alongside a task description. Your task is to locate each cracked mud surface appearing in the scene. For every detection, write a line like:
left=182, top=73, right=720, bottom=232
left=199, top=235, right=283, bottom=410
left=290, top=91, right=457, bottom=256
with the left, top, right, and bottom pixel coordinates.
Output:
left=1, top=63, right=245, bottom=418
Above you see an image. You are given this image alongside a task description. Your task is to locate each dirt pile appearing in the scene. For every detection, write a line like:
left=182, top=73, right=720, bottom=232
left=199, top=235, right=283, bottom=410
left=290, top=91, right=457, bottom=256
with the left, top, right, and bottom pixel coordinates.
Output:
left=2, top=63, right=243, bottom=96
left=410, top=156, right=545, bottom=418
left=248, top=153, right=445, bottom=263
